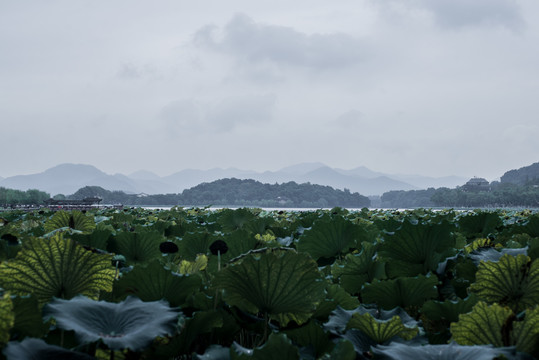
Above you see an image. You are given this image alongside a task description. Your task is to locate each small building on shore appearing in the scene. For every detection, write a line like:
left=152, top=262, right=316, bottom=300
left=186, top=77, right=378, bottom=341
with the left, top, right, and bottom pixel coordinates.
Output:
left=462, top=177, right=490, bottom=192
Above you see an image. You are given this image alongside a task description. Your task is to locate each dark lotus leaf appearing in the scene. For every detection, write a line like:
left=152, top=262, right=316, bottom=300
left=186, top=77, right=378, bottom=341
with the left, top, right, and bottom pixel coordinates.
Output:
left=159, top=241, right=179, bottom=254
left=469, top=247, right=528, bottom=265
left=3, top=337, right=95, bottom=360
left=43, top=296, right=179, bottom=351
left=210, top=240, right=229, bottom=255
left=457, top=211, right=503, bottom=239
left=1, top=234, right=19, bottom=246
left=371, top=342, right=528, bottom=360
left=231, top=333, right=300, bottom=359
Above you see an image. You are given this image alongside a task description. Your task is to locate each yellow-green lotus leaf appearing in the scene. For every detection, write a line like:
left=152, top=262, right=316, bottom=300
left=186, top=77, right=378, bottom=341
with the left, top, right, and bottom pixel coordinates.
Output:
left=0, top=233, right=115, bottom=305
left=0, top=293, right=14, bottom=344
left=44, top=210, right=96, bottom=234
left=346, top=312, right=418, bottom=343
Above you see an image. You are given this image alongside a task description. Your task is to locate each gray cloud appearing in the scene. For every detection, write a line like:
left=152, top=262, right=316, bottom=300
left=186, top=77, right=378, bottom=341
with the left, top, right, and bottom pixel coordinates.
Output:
left=419, top=0, right=524, bottom=30
left=331, top=109, right=364, bottom=128
left=159, top=94, right=276, bottom=135
left=194, top=13, right=366, bottom=69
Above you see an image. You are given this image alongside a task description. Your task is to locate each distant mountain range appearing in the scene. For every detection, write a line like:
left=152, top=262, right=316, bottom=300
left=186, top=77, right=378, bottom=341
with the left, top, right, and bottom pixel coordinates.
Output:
left=0, top=163, right=469, bottom=196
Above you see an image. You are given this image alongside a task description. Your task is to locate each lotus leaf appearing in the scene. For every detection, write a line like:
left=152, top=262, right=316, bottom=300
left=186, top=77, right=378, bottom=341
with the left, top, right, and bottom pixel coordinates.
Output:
left=70, top=228, right=112, bottom=252
left=332, top=242, right=383, bottom=294
left=297, top=215, right=368, bottom=261
left=371, top=342, right=522, bottom=360
left=43, top=296, right=179, bottom=351
left=114, top=259, right=201, bottom=307
left=421, top=294, right=478, bottom=324
left=231, top=333, right=299, bottom=360
left=0, top=293, right=14, bottom=344
left=457, top=211, right=502, bottom=239
left=44, top=210, right=95, bottom=234
left=379, top=220, right=455, bottom=277
left=283, top=320, right=334, bottom=357
left=178, top=254, right=208, bottom=275
left=450, top=302, right=513, bottom=347
left=512, top=306, right=539, bottom=356
left=313, top=284, right=359, bottom=321
left=346, top=312, right=418, bottom=343
left=113, top=230, right=163, bottom=264
left=217, top=208, right=256, bottom=232
left=178, top=231, right=219, bottom=261
left=0, top=233, right=115, bottom=305
left=215, top=249, right=325, bottom=326
left=3, top=337, right=95, bottom=360
left=470, top=254, right=539, bottom=312
left=361, top=274, right=439, bottom=310
left=10, top=294, right=49, bottom=339
left=318, top=339, right=355, bottom=360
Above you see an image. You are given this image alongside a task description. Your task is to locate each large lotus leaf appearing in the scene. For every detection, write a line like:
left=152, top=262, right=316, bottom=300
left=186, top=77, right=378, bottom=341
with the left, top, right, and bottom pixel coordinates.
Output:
left=361, top=274, right=439, bottom=310
left=457, top=211, right=502, bottom=239
left=380, top=220, right=456, bottom=277
left=70, top=228, right=112, bottom=252
left=283, top=320, right=334, bottom=357
left=470, top=254, right=539, bottom=312
left=0, top=234, right=115, bottom=305
left=297, top=215, right=368, bottom=261
left=313, top=284, right=359, bottom=321
left=231, top=333, right=300, bottom=360
left=114, top=259, right=201, bottom=307
left=178, top=231, right=219, bottom=261
left=512, top=306, right=539, bottom=356
left=10, top=294, right=49, bottom=339
left=421, top=294, right=478, bottom=324
left=450, top=302, right=513, bottom=347
left=217, top=208, right=257, bottom=232
left=215, top=250, right=325, bottom=326
left=331, top=242, right=384, bottom=294
left=44, top=210, right=96, bottom=234
left=0, top=293, right=14, bottom=344
left=346, top=312, right=418, bottom=343
left=3, top=337, right=95, bottom=360
left=113, top=230, right=163, bottom=265
left=371, top=342, right=522, bottom=360
left=43, top=296, right=179, bottom=351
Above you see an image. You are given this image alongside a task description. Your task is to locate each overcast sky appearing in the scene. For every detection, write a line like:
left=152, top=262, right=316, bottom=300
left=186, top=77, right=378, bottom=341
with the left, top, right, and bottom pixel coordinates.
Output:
left=2, top=0, right=538, bottom=180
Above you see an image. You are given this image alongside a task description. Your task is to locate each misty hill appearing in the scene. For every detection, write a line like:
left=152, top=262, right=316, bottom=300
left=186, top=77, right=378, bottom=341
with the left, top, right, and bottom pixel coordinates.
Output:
left=501, top=162, right=539, bottom=185
left=0, top=162, right=467, bottom=196
left=68, top=178, right=371, bottom=208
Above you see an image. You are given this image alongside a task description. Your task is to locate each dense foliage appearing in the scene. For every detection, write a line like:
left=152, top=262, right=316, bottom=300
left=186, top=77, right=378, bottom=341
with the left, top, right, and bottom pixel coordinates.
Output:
left=501, top=161, right=539, bottom=186
left=0, top=188, right=49, bottom=206
left=1, top=207, right=539, bottom=359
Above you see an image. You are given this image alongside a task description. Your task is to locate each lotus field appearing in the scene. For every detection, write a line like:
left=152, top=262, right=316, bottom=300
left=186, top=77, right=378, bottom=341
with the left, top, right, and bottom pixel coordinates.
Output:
left=1, top=206, right=539, bottom=359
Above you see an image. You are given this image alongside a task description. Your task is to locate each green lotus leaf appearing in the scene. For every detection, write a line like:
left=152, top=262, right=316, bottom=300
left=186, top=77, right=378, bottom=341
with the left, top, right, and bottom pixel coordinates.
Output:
left=457, top=211, right=502, bottom=239
left=221, top=229, right=258, bottom=261
left=361, top=274, right=439, bottom=310
left=297, top=215, right=368, bottom=261
left=44, top=210, right=96, bottom=234
left=284, top=320, right=334, bottom=357
left=217, top=208, right=257, bottom=232
left=0, top=293, right=14, bottom=344
left=450, top=302, right=513, bottom=347
left=3, top=338, right=95, bottom=360
left=114, top=259, right=201, bottom=307
left=470, top=254, right=539, bottom=312
left=380, top=220, right=456, bottom=277
left=421, top=294, right=478, bottom=324
left=346, top=312, right=418, bottom=343
left=215, top=249, right=325, bottom=326
left=10, top=294, right=49, bottom=340
left=313, top=284, right=360, bottom=321
left=70, top=228, right=112, bottom=252
left=371, top=342, right=521, bottom=360
left=154, top=309, right=226, bottom=357
left=43, top=296, right=179, bottom=351
left=178, top=231, right=219, bottom=261
left=231, top=333, right=300, bottom=360
left=512, top=306, right=539, bottom=356
left=112, top=230, right=163, bottom=265
left=0, top=233, right=115, bottom=305
left=318, top=339, right=355, bottom=360
left=331, top=242, right=383, bottom=294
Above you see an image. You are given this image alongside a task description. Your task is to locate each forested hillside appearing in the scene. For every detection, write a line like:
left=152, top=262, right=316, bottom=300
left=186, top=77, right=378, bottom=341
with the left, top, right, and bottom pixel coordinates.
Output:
left=64, top=178, right=370, bottom=208
left=501, top=162, right=539, bottom=185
